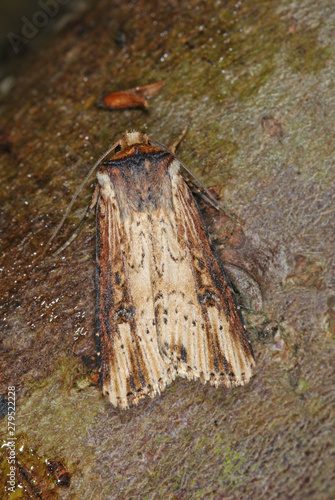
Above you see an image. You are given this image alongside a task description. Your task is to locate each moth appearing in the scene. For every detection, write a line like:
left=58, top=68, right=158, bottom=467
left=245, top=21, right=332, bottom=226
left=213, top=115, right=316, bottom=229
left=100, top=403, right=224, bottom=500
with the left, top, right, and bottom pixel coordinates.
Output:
left=54, top=131, right=255, bottom=409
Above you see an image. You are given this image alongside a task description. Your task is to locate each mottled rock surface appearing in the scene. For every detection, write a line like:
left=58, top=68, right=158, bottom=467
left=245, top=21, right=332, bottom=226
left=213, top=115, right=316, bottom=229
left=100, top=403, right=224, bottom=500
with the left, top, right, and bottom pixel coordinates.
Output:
left=0, top=0, right=334, bottom=498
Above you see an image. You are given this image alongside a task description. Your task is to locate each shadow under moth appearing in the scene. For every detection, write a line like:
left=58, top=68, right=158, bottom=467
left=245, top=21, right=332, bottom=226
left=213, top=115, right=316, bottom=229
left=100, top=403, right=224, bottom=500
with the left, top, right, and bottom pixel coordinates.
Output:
left=54, top=131, right=255, bottom=409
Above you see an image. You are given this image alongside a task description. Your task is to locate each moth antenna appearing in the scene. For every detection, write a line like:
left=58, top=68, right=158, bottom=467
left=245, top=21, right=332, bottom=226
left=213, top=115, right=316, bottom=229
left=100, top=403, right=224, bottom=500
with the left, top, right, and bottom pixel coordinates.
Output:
left=167, top=126, right=189, bottom=154
left=53, top=184, right=100, bottom=256
left=149, top=132, right=240, bottom=225
left=46, top=139, right=121, bottom=249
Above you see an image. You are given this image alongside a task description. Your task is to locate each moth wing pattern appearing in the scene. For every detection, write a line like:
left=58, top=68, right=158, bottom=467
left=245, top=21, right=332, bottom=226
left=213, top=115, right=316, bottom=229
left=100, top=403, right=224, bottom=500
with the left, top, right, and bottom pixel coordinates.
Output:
left=95, top=132, right=255, bottom=409
left=154, top=168, right=255, bottom=387
left=96, top=177, right=176, bottom=409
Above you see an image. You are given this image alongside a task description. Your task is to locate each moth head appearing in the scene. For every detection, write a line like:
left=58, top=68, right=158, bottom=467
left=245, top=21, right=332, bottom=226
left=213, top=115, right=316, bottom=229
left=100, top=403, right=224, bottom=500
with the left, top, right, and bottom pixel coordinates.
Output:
left=120, top=131, right=149, bottom=149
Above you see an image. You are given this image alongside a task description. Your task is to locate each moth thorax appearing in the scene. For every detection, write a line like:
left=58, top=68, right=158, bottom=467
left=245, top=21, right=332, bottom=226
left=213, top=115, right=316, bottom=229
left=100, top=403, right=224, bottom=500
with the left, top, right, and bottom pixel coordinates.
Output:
left=120, top=131, right=149, bottom=148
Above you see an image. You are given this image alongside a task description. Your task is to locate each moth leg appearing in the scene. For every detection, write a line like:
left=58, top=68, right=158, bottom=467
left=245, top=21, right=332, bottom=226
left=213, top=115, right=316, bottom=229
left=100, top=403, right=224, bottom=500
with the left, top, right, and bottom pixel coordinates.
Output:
left=53, top=184, right=100, bottom=256
left=184, top=176, right=224, bottom=210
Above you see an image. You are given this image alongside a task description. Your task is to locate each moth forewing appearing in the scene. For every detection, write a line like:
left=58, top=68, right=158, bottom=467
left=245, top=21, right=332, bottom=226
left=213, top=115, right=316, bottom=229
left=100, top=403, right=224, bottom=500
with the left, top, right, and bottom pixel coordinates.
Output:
left=92, top=131, right=255, bottom=409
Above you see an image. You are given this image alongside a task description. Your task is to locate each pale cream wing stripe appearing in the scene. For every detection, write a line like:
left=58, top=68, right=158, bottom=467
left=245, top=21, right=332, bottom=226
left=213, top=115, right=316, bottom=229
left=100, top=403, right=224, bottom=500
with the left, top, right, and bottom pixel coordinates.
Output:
left=149, top=206, right=211, bottom=381
left=152, top=169, right=255, bottom=387
left=96, top=177, right=175, bottom=409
